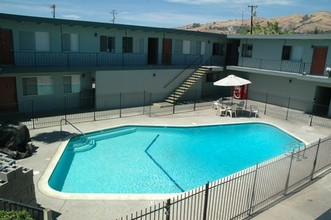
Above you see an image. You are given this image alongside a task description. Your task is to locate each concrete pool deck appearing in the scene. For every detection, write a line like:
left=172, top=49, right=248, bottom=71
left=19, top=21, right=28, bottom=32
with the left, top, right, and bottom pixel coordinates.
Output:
left=16, top=108, right=331, bottom=220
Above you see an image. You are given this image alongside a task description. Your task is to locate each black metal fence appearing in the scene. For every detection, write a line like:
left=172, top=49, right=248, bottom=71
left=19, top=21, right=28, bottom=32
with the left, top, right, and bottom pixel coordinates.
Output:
left=0, top=198, right=52, bottom=220
left=0, top=90, right=330, bottom=130
left=239, top=57, right=313, bottom=75
left=0, top=52, right=223, bottom=68
left=116, top=136, right=331, bottom=220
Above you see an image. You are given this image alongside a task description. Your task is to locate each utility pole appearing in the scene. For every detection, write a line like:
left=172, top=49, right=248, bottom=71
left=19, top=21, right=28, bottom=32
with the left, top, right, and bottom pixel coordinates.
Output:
left=50, top=4, right=56, bottom=18
left=248, top=5, right=257, bottom=34
left=110, top=10, right=117, bottom=23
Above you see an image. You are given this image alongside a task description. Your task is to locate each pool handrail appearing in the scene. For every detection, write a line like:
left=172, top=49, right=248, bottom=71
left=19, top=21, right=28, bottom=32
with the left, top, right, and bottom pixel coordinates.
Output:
left=60, top=118, right=88, bottom=141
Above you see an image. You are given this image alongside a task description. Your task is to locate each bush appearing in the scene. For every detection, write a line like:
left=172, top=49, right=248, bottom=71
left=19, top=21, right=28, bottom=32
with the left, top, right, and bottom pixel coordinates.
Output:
left=0, top=210, right=33, bottom=220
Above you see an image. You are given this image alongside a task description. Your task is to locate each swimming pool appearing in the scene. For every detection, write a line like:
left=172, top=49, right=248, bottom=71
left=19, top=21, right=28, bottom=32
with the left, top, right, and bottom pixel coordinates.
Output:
left=47, top=122, right=303, bottom=196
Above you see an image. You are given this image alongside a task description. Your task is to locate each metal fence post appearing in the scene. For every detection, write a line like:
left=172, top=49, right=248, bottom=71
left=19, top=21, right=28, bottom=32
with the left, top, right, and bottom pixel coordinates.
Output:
left=284, top=149, right=295, bottom=195
left=93, top=104, right=96, bottom=121
left=310, top=99, right=315, bottom=126
left=64, top=96, right=67, bottom=121
left=119, top=92, right=122, bottom=118
left=149, top=92, right=152, bottom=117
left=286, top=97, right=291, bottom=120
left=143, top=90, right=146, bottom=115
left=31, top=99, right=35, bottom=129
left=193, top=89, right=197, bottom=111
left=310, top=138, right=321, bottom=180
left=309, top=114, right=314, bottom=126
left=165, top=198, right=171, bottom=220
left=249, top=164, right=259, bottom=215
left=203, top=182, right=210, bottom=220
left=264, top=93, right=268, bottom=115
left=173, top=102, right=176, bottom=114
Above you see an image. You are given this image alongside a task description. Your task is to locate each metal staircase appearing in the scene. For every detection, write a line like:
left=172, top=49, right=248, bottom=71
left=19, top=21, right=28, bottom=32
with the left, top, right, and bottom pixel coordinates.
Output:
left=165, top=66, right=210, bottom=104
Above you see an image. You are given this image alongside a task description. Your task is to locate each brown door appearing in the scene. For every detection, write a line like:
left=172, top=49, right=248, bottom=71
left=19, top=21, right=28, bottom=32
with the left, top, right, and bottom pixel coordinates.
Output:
left=0, top=77, right=17, bottom=111
left=148, top=38, right=158, bottom=65
left=311, top=46, right=328, bottom=75
left=162, top=38, right=172, bottom=65
left=0, top=29, right=15, bottom=65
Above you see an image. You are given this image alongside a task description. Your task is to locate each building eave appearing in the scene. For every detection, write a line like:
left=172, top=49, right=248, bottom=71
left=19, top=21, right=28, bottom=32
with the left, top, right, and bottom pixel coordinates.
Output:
left=227, top=66, right=331, bottom=84
left=227, top=34, right=331, bottom=40
left=0, top=13, right=226, bottom=38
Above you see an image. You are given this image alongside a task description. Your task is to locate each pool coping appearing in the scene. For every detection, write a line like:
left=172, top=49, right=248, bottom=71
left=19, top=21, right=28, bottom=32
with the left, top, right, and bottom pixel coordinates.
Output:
left=38, top=121, right=307, bottom=201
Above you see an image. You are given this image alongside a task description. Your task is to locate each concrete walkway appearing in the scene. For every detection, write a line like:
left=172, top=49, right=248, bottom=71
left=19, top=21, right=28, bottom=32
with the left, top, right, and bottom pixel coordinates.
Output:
left=16, top=108, right=331, bottom=220
left=251, top=171, right=331, bottom=220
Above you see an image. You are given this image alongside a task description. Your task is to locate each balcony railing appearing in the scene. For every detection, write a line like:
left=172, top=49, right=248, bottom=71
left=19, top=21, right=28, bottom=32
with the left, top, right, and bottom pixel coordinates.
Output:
left=239, top=57, right=312, bottom=75
left=0, top=52, right=223, bottom=68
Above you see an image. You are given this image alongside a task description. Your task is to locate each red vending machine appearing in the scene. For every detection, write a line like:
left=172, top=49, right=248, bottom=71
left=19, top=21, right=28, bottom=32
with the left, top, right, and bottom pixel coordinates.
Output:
left=233, top=85, right=248, bottom=99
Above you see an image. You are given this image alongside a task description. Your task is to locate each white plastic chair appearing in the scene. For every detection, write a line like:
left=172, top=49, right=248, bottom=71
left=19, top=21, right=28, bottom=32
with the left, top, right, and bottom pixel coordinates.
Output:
left=212, top=98, right=222, bottom=109
left=216, top=104, right=227, bottom=116
left=227, top=104, right=238, bottom=117
left=249, top=105, right=259, bottom=118
left=237, top=101, right=245, bottom=114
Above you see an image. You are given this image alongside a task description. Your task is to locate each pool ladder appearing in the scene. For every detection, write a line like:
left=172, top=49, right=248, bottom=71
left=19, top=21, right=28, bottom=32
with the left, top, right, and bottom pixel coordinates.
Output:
left=60, top=118, right=88, bottom=141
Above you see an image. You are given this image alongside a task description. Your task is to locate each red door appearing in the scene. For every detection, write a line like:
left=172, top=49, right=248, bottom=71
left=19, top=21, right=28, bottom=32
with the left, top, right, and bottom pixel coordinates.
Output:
left=0, top=29, right=15, bottom=65
left=311, top=47, right=328, bottom=75
left=0, top=77, right=17, bottom=111
left=162, top=38, right=172, bottom=65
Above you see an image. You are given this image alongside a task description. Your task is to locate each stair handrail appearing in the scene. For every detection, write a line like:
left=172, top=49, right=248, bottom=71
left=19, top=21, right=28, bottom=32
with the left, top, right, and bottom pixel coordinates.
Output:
left=60, top=118, right=88, bottom=140
left=163, top=55, right=204, bottom=89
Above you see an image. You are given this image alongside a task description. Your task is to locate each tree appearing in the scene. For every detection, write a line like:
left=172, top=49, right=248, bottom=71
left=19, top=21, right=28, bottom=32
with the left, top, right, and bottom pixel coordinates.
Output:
left=240, top=21, right=289, bottom=35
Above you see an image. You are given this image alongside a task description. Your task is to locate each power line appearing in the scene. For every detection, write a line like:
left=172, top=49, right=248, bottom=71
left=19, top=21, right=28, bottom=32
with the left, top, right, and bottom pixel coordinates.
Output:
left=248, top=5, right=258, bottom=34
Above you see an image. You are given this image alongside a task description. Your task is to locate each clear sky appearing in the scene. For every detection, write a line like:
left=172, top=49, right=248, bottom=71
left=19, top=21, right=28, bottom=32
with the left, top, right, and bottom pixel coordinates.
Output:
left=1, top=0, right=330, bottom=28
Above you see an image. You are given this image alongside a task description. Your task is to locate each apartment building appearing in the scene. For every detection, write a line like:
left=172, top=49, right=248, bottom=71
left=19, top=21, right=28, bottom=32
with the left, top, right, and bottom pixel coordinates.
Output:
left=226, top=34, right=331, bottom=116
left=0, top=13, right=226, bottom=113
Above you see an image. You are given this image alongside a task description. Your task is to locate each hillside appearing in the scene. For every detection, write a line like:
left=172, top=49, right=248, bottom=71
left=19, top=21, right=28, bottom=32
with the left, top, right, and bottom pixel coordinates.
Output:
left=178, top=11, right=331, bottom=34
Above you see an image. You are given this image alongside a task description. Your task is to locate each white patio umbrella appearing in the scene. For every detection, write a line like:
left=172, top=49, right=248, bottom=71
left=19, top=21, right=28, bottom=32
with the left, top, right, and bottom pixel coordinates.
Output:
left=213, top=74, right=251, bottom=87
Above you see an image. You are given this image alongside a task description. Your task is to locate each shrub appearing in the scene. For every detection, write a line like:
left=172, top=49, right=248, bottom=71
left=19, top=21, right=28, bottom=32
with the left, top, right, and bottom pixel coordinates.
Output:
left=0, top=210, right=33, bottom=220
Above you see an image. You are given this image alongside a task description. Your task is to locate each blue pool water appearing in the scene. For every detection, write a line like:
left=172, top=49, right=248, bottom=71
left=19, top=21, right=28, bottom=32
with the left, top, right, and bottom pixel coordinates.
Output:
left=49, top=123, right=303, bottom=194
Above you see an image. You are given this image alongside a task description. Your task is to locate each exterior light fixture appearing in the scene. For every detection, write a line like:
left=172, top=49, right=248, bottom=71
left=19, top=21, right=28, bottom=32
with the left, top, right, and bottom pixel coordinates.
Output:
left=325, top=66, right=331, bottom=78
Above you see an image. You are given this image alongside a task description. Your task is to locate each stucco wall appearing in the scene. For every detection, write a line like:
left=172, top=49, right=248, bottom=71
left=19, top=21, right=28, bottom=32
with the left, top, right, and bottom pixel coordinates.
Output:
left=95, top=68, right=199, bottom=108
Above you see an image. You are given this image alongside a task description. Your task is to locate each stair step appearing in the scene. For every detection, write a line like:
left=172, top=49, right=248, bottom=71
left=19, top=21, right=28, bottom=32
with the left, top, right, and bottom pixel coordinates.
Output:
left=175, top=89, right=186, bottom=93
left=193, top=72, right=205, bottom=76
left=195, top=70, right=207, bottom=73
left=164, top=65, right=210, bottom=104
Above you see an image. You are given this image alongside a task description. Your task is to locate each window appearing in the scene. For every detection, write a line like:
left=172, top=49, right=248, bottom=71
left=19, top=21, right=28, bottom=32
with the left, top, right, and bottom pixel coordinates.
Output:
left=100, top=36, right=115, bottom=52
left=35, top=32, right=50, bottom=51
left=19, top=31, right=35, bottom=50
left=212, top=43, right=224, bottom=55
left=174, top=39, right=183, bottom=54
left=62, top=33, right=79, bottom=52
left=196, top=41, right=206, bottom=55
left=23, top=77, right=37, bottom=95
left=282, top=46, right=303, bottom=61
left=242, top=44, right=253, bottom=57
left=19, top=31, right=50, bottom=51
left=122, top=37, right=133, bottom=53
left=182, top=40, right=191, bottom=54
left=23, top=76, right=53, bottom=96
left=63, top=75, right=80, bottom=94
left=133, top=38, right=144, bottom=53
left=282, top=46, right=291, bottom=60
left=291, top=46, right=303, bottom=61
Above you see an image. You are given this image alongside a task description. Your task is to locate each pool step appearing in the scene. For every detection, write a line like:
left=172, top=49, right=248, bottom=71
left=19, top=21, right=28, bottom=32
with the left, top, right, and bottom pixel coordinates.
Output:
left=67, top=128, right=137, bottom=153
left=68, top=139, right=96, bottom=153
left=89, top=128, right=137, bottom=141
